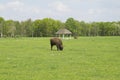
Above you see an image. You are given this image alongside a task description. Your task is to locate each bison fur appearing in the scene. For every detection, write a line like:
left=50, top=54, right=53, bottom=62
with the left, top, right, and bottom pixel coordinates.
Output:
left=50, top=37, right=63, bottom=51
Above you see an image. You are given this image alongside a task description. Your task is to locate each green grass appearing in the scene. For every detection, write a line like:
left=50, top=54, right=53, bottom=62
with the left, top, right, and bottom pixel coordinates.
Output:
left=0, top=37, right=120, bottom=80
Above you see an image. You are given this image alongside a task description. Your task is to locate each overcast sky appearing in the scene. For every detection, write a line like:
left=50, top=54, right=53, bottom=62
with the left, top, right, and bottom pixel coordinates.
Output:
left=0, top=0, right=120, bottom=22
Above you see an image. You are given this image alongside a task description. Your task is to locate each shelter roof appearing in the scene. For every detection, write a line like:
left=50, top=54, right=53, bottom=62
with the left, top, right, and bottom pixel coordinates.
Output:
left=56, top=28, right=72, bottom=34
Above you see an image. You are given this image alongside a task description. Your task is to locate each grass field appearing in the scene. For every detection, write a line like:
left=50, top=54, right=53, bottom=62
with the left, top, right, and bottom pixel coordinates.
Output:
left=0, top=37, right=120, bottom=80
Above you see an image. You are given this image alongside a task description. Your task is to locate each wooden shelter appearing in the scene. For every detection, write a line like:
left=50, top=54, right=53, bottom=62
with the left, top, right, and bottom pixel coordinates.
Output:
left=56, top=28, right=72, bottom=39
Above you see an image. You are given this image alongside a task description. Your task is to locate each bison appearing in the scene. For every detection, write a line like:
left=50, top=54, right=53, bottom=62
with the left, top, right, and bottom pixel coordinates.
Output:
left=50, top=37, right=63, bottom=51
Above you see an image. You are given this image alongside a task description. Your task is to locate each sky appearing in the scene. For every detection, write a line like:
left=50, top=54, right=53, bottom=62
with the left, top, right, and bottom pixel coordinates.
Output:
left=0, top=0, right=120, bottom=22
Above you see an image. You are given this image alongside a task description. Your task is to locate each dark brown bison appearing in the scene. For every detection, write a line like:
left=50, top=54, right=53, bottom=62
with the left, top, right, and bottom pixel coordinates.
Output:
left=50, top=37, right=63, bottom=51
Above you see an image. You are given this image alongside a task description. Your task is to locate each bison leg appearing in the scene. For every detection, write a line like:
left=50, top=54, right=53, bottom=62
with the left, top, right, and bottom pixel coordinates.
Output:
left=51, top=45, right=53, bottom=50
left=56, top=45, right=60, bottom=51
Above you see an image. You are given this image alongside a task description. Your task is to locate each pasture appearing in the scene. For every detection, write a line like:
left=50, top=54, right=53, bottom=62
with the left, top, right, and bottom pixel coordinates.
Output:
left=0, top=37, right=120, bottom=80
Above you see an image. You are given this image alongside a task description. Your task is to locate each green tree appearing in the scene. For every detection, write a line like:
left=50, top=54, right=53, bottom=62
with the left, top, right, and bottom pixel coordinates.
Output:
left=41, top=18, right=61, bottom=37
left=113, top=22, right=120, bottom=36
left=79, top=21, right=89, bottom=36
left=1, top=16, right=120, bottom=37
left=90, top=22, right=100, bottom=36
left=14, top=21, right=21, bottom=37
left=0, top=17, right=4, bottom=37
left=33, top=18, right=62, bottom=37
left=5, top=20, right=16, bottom=37
left=65, top=18, right=81, bottom=37
left=32, top=19, right=42, bottom=37
left=20, top=19, right=33, bottom=37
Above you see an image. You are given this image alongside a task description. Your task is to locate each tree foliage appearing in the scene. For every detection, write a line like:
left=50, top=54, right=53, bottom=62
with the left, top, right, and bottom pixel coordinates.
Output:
left=0, top=17, right=120, bottom=37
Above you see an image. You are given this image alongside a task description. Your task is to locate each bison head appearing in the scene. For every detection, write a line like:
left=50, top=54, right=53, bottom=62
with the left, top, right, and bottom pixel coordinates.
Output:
left=59, top=45, right=63, bottom=51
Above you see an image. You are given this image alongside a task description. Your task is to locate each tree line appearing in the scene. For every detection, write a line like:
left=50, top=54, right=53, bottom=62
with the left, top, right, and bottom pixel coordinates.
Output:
left=0, top=17, right=120, bottom=37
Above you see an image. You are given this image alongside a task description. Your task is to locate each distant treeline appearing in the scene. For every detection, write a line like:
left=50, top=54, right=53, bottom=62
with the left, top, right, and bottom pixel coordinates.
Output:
left=0, top=17, right=120, bottom=37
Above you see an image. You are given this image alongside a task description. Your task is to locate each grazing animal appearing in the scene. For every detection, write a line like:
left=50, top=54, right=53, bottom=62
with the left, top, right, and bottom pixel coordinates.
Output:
left=50, top=37, right=63, bottom=51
